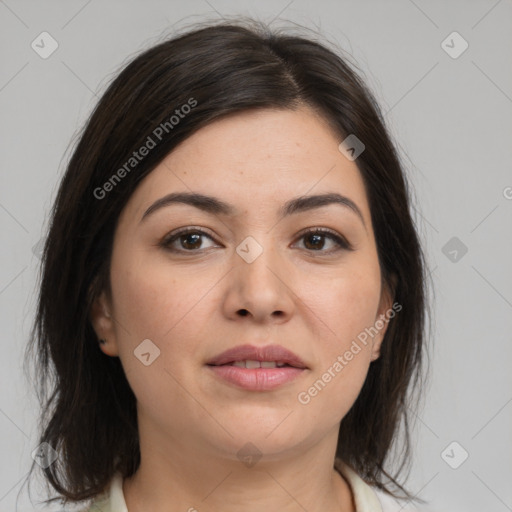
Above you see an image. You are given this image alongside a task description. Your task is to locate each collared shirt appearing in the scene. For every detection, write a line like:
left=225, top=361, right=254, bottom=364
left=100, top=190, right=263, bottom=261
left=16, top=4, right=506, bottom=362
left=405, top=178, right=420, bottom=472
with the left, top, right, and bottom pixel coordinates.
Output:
left=83, top=462, right=420, bottom=511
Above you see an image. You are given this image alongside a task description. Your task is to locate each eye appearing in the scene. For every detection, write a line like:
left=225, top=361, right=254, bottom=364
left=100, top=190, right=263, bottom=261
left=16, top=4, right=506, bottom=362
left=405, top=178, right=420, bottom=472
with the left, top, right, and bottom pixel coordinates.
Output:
left=293, top=228, right=353, bottom=253
left=160, top=228, right=218, bottom=253
left=159, top=227, right=353, bottom=254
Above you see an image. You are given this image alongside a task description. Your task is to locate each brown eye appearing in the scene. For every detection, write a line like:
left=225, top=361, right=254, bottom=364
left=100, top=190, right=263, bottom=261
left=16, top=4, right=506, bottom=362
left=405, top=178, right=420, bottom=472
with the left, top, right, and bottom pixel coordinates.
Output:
left=303, top=232, right=327, bottom=250
left=161, top=229, right=217, bottom=253
left=295, top=229, right=352, bottom=253
left=160, top=227, right=352, bottom=255
left=178, top=232, right=203, bottom=250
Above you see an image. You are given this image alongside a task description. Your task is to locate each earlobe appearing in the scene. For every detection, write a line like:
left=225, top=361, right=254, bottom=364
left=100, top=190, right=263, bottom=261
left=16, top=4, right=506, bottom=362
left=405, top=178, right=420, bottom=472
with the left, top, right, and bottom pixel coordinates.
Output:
left=370, top=332, right=384, bottom=361
left=370, top=323, right=389, bottom=361
left=371, top=275, right=397, bottom=362
left=89, top=291, right=119, bottom=356
left=97, top=337, right=119, bottom=357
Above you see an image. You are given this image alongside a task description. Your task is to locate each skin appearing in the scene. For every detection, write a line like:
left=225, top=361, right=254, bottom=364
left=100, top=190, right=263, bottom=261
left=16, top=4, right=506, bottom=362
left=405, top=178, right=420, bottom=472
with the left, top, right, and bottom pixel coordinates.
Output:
left=90, top=106, right=393, bottom=512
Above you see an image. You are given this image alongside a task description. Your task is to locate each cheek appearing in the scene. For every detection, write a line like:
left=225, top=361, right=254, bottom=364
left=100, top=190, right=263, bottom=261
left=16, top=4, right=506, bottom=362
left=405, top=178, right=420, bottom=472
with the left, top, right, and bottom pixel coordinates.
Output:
left=112, top=266, right=172, bottom=338
left=295, top=260, right=381, bottom=409
left=108, top=255, right=204, bottom=416
left=307, top=262, right=382, bottom=351
left=110, top=245, right=201, bottom=338
left=109, top=248, right=219, bottom=373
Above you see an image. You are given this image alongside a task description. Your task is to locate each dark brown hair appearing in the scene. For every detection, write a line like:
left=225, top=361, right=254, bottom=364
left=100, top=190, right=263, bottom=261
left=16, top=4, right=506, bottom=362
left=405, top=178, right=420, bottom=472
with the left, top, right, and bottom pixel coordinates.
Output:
left=24, top=16, right=431, bottom=508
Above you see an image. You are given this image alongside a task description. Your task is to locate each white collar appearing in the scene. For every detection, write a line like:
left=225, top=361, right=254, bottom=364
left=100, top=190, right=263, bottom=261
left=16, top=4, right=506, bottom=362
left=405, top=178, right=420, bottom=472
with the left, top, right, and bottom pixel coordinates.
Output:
left=337, top=461, right=383, bottom=511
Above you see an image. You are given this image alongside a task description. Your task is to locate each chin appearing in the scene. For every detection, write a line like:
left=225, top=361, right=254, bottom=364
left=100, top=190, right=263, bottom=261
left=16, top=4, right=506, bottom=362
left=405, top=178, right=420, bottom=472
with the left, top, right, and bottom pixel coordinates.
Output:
left=214, top=432, right=310, bottom=466
left=210, top=416, right=313, bottom=456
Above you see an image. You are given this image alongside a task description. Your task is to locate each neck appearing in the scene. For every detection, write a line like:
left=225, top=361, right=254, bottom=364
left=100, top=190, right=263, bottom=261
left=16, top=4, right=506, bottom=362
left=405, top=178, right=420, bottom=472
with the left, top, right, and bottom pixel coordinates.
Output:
left=122, top=422, right=355, bottom=512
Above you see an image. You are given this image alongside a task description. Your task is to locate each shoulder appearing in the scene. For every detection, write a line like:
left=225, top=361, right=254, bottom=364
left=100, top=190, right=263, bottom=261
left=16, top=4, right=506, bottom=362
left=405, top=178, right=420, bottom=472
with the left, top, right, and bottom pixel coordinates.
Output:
left=373, top=488, right=436, bottom=512
left=337, top=461, right=435, bottom=512
left=82, top=472, right=127, bottom=512
left=74, top=487, right=112, bottom=512
left=77, top=495, right=110, bottom=512
left=337, top=461, right=383, bottom=511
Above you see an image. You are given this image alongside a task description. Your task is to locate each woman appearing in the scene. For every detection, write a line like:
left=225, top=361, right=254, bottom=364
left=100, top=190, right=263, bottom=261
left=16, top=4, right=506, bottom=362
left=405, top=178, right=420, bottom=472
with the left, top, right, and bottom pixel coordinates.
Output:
left=25, top=17, right=431, bottom=512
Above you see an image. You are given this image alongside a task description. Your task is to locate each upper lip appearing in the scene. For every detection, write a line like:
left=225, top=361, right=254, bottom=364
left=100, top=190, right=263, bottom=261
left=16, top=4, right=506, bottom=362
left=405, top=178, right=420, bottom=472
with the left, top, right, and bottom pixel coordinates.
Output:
left=206, top=344, right=307, bottom=369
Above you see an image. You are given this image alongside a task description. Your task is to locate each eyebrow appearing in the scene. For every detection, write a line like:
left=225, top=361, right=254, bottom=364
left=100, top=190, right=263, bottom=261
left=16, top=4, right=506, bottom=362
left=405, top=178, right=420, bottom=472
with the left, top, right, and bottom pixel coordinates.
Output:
left=140, top=191, right=366, bottom=229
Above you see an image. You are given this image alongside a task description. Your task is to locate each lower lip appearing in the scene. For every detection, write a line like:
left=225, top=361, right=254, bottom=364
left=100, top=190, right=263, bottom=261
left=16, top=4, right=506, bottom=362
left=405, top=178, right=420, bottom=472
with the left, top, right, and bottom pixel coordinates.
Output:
left=207, top=365, right=305, bottom=391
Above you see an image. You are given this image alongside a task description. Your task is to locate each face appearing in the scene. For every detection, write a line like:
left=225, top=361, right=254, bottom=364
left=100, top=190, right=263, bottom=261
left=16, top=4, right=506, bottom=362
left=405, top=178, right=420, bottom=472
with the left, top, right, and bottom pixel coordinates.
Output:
left=90, top=106, right=393, bottom=463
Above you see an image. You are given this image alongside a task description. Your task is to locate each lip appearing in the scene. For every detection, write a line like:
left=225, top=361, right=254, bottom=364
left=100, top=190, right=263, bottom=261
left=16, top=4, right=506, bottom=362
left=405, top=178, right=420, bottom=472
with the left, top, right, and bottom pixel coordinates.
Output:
left=206, top=344, right=307, bottom=368
left=206, top=344, right=308, bottom=391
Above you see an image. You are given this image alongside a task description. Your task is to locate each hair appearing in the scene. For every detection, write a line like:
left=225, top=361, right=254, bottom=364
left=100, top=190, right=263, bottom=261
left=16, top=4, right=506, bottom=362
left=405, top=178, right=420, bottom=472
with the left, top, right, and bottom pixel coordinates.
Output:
left=24, top=15, right=432, bottom=509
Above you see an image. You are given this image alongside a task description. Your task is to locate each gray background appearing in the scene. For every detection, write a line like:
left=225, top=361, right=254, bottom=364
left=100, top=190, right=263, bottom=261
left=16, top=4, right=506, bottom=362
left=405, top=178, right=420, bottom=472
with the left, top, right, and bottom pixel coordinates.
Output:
left=1, top=1, right=511, bottom=511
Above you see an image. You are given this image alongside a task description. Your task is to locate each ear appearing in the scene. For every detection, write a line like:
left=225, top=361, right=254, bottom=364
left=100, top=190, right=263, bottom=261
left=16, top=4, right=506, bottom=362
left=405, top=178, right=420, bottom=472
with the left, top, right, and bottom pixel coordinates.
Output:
left=89, top=290, right=120, bottom=357
left=370, top=274, right=397, bottom=362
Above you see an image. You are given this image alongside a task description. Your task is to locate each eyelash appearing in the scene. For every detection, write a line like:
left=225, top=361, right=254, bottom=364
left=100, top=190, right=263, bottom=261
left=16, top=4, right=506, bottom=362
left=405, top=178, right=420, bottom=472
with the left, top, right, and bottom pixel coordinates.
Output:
left=159, top=227, right=353, bottom=255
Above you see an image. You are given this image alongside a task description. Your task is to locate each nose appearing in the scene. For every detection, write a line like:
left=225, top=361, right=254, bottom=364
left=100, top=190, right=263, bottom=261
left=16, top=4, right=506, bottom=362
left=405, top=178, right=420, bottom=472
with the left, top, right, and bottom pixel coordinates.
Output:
left=222, top=241, right=295, bottom=324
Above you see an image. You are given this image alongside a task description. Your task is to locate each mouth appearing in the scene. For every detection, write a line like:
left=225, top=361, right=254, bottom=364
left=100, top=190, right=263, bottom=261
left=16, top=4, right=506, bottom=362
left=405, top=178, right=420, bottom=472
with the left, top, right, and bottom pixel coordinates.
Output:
left=213, top=360, right=301, bottom=369
left=206, top=344, right=308, bottom=391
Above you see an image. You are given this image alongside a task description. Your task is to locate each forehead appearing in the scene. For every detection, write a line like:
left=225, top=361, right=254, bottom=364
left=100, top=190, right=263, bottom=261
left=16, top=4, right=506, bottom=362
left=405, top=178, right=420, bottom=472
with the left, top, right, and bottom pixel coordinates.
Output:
left=123, top=107, right=371, bottom=225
